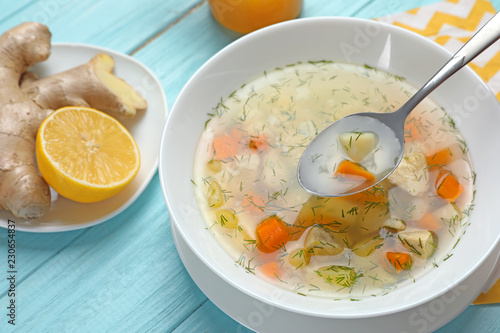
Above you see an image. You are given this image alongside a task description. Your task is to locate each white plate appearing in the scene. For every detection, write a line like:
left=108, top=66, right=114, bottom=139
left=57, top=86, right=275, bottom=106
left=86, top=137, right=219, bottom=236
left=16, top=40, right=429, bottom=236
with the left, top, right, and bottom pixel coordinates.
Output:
left=0, top=43, right=167, bottom=232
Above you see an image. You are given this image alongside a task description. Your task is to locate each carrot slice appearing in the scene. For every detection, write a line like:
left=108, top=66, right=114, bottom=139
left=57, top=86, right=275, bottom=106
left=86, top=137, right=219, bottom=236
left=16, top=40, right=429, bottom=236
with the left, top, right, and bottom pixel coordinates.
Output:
left=248, top=135, right=268, bottom=151
left=348, top=180, right=388, bottom=204
left=256, top=215, right=289, bottom=253
left=335, top=160, right=375, bottom=182
left=436, top=172, right=463, bottom=202
left=386, top=252, right=413, bottom=273
left=242, top=192, right=266, bottom=214
left=260, top=261, right=281, bottom=279
left=211, top=130, right=241, bottom=160
left=426, top=148, right=454, bottom=167
left=416, top=212, right=441, bottom=231
left=404, top=117, right=426, bottom=142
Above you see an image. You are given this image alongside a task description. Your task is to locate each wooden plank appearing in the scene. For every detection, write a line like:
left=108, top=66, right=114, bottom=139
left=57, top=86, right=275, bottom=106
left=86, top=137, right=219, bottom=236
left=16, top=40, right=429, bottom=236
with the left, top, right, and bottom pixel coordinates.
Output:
left=0, top=227, right=86, bottom=283
left=0, top=0, right=37, bottom=22
left=133, top=2, right=240, bottom=110
left=0, top=0, right=204, bottom=54
left=133, top=1, right=391, bottom=109
left=1, top=175, right=208, bottom=332
left=302, top=0, right=372, bottom=17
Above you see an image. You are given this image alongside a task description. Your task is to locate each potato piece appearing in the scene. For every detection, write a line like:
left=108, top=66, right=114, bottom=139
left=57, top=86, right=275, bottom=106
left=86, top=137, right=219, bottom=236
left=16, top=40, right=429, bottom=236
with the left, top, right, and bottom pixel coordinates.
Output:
left=291, top=180, right=391, bottom=243
left=398, top=230, right=437, bottom=259
left=339, top=132, right=378, bottom=162
left=207, top=160, right=222, bottom=172
left=305, top=226, right=343, bottom=256
left=382, top=218, right=406, bottom=232
left=290, top=195, right=360, bottom=241
left=288, top=248, right=310, bottom=269
left=232, top=210, right=258, bottom=239
left=353, top=235, right=384, bottom=257
left=215, top=209, right=238, bottom=229
left=208, top=181, right=224, bottom=208
left=388, top=144, right=429, bottom=196
left=315, top=265, right=359, bottom=288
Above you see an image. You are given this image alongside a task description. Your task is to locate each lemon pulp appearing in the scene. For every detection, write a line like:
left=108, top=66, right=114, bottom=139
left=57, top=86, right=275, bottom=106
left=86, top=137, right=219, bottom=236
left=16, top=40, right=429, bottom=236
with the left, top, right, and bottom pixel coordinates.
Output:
left=36, top=106, right=140, bottom=203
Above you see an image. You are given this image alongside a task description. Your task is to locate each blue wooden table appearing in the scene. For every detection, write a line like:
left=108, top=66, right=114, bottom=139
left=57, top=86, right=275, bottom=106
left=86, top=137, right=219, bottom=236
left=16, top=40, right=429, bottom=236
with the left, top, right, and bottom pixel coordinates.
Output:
left=1, top=0, right=500, bottom=332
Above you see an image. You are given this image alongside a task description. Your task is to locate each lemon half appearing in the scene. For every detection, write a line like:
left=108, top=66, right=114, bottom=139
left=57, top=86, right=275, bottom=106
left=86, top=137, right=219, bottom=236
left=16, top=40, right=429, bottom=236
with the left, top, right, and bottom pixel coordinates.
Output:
left=36, top=106, right=140, bottom=203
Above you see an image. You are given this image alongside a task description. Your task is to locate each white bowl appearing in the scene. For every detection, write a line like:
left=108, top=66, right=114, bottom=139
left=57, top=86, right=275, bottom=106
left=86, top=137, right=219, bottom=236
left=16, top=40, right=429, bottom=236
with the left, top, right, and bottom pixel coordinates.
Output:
left=159, top=17, right=500, bottom=331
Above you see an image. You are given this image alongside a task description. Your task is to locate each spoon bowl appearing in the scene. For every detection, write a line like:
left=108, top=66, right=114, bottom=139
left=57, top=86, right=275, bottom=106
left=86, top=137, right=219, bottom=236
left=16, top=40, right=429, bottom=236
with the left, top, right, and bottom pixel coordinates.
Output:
left=298, top=111, right=405, bottom=197
left=298, top=10, right=500, bottom=197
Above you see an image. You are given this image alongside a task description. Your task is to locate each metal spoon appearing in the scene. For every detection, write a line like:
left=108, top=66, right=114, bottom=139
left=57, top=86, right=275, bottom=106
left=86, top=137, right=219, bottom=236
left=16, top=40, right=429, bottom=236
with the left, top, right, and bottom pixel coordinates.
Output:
left=297, top=11, right=500, bottom=197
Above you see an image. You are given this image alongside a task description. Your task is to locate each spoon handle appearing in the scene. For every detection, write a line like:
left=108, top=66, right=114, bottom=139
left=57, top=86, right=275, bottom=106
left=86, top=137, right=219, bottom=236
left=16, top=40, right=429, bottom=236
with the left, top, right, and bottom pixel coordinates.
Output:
left=399, top=10, right=500, bottom=118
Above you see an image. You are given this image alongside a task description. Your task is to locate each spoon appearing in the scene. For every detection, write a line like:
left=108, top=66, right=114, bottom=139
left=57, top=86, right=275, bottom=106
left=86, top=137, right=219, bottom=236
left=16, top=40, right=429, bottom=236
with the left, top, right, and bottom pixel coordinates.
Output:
left=297, top=11, right=500, bottom=197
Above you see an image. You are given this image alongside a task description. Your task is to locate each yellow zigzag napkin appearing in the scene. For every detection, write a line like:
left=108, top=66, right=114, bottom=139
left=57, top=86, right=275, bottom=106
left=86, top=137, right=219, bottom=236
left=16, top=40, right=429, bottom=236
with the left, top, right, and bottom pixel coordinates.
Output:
left=378, top=0, right=500, bottom=305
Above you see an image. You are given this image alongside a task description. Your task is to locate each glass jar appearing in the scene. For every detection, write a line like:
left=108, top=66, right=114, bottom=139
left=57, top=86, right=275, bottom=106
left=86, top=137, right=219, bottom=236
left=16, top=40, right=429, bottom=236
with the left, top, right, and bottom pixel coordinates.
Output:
left=209, top=0, right=303, bottom=34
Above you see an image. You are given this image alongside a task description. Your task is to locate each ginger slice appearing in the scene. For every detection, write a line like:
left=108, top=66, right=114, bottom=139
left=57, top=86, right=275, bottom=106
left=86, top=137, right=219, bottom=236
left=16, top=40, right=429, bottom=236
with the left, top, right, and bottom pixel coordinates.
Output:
left=22, top=53, right=147, bottom=118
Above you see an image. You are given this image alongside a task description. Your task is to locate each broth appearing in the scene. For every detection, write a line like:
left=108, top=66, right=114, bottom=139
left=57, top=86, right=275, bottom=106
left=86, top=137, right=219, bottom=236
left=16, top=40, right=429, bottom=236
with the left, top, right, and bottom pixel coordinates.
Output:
left=193, top=61, right=475, bottom=299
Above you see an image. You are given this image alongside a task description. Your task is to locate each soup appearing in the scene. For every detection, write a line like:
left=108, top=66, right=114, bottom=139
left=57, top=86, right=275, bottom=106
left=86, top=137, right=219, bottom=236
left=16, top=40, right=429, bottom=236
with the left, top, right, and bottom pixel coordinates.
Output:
left=192, top=61, right=475, bottom=299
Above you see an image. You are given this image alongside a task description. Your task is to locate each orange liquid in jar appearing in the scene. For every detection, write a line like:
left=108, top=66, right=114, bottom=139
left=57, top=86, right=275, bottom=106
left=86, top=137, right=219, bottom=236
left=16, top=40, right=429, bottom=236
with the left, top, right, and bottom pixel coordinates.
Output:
left=209, top=0, right=303, bottom=34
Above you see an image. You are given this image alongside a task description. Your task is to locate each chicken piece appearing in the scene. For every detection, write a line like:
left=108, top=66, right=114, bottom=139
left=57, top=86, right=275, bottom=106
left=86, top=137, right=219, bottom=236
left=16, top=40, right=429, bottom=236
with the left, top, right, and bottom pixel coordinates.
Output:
left=388, top=144, right=429, bottom=196
left=315, top=265, right=359, bottom=288
left=398, top=230, right=437, bottom=259
left=382, top=217, right=406, bottom=233
left=304, top=226, right=344, bottom=256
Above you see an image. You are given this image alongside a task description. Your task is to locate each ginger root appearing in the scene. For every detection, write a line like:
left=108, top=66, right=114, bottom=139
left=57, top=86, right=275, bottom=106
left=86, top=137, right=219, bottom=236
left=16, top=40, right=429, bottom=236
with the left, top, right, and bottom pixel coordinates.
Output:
left=0, top=22, right=52, bottom=219
left=0, top=22, right=147, bottom=219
